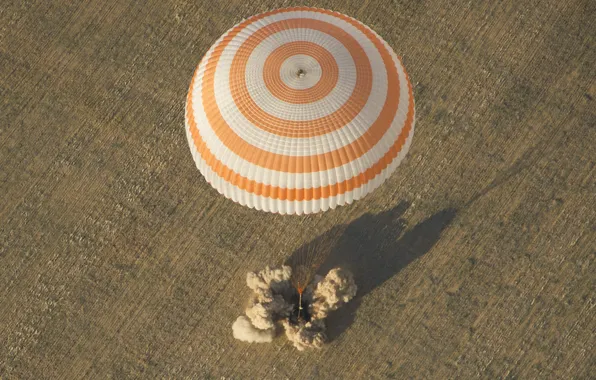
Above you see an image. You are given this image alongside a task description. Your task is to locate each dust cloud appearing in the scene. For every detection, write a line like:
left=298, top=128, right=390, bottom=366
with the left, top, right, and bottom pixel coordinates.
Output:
left=232, top=265, right=356, bottom=350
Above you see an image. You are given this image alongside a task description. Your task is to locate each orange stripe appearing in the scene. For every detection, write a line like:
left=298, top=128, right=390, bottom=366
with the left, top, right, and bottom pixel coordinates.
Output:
left=263, top=41, right=338, bottom=104
left=194, top=7, right=401, bottom=174
left=186, top=57, right=415, bottom=202
left=227, top=18, right=372, bottom=137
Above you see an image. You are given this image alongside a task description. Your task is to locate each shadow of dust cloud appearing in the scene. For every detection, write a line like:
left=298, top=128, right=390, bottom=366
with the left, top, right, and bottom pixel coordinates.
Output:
left=286, top=202, right=456, bottom=340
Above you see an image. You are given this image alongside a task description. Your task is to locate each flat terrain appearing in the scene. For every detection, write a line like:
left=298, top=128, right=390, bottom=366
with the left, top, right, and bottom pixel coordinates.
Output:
left=1, top=0, right=594, bottom=378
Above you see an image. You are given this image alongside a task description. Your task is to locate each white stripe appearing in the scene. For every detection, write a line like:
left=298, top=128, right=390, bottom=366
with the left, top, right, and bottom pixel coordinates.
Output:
left=189, top=53, right=411, bottom=189
left=187, top=10, right=413, bottom=189
left=185, top=109, right=415, bottom=214
left=210, top=24, right=387, bottom=156
left=190, top=40, right=411, bottom=188
left=242, top=29, right=357, bottom=121
left=280, top=55, right=322, bottom=90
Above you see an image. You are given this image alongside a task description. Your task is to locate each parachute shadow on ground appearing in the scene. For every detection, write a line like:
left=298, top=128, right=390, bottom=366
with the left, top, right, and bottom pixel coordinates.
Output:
left=286, top=202, right=456, bottom=341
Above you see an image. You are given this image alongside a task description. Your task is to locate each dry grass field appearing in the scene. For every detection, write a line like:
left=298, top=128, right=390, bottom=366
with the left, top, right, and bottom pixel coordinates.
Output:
left=1, top=0, right=594, bottom=378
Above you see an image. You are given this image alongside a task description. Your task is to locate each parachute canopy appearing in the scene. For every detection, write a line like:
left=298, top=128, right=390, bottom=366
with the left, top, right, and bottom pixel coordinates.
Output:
left=185, top=7, right=415, bottom=214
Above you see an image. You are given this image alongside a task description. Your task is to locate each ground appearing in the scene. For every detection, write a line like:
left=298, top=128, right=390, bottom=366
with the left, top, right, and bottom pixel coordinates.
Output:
left=0, top=0, right=594, bottom=378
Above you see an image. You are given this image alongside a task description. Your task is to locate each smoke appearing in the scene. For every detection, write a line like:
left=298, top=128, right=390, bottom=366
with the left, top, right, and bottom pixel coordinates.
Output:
left=245, top=265, right=293, bottom=330
left=233, top=265, right=357, bottom=351
left=281, top=319, right=326, bottom=351
left=232, top=316, right=275, bottom=343
left=311, top=268, right=358, bottom=319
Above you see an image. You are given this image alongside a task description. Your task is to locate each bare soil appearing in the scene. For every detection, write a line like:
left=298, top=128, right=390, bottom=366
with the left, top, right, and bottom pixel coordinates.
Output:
left=1, top=0, right=594, bottom=378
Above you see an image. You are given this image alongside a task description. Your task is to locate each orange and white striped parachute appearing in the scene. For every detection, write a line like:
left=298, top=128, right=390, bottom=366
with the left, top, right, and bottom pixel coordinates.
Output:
left=185, top=7, right=415, bottom=214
